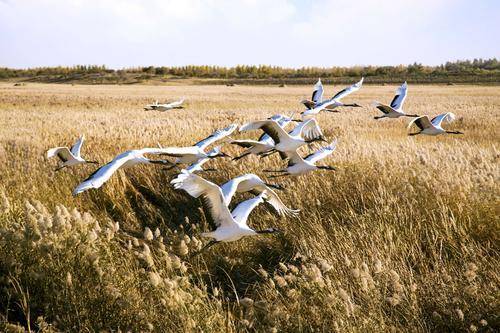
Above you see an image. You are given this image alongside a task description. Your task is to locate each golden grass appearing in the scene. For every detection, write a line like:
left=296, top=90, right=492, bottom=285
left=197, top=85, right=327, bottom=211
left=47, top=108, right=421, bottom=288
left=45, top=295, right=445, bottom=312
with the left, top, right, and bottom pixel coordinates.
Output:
left=0, top=82, right=499, bottom=332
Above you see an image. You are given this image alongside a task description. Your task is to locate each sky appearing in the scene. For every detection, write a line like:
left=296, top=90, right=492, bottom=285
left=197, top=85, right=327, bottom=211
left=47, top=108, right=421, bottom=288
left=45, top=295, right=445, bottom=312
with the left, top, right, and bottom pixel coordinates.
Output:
left=0, top=0, right=499, bottom=69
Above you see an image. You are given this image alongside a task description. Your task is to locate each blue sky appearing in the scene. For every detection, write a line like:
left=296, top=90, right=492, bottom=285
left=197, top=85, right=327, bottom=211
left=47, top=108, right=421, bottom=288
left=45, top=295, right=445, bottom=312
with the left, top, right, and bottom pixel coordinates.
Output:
left=0, top=0, right=498, bottom=69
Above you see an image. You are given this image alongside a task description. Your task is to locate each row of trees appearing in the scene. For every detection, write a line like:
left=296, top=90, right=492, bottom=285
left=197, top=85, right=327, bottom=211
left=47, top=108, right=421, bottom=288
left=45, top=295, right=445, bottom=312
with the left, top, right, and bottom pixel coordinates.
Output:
left=0, top=58, right=498, bottom=80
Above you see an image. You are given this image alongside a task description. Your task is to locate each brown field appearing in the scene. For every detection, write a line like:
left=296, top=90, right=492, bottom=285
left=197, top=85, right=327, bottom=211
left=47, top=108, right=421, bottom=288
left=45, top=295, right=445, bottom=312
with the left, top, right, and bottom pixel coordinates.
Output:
left=0, top=83, right=499, bottom=332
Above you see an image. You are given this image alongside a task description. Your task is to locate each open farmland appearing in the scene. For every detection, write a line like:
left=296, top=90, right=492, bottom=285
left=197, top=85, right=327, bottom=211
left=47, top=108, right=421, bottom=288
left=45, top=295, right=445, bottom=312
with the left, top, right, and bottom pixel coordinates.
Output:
left=0, top=83, right=499, bottom=332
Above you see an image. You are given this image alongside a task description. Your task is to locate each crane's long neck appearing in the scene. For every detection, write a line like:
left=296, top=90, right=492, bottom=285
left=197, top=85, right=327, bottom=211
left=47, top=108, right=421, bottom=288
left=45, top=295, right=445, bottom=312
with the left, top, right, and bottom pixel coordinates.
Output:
left=317, top=165, right=336, bottom=171
left=256, top=228, right=280, bottom=234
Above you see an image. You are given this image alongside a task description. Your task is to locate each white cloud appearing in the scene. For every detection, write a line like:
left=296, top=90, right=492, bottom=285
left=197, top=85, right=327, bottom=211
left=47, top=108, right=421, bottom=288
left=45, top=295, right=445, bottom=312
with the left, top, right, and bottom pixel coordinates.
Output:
left=0, top=0, right=498, bottom=68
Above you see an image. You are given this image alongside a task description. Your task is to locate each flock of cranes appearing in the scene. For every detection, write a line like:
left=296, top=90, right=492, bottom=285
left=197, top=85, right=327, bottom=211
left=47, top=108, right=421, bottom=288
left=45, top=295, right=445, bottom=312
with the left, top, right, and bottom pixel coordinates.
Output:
left=48, top=80, right=463, bottom=254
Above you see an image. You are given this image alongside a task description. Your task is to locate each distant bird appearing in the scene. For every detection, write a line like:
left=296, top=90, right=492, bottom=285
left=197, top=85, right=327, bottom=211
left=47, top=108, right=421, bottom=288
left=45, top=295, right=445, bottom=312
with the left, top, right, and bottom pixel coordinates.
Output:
left=372, top=82, right=418, bottom=119
left=302, top=78, right=364, bottom=116
left=239, top=118, right=326, bottom=158
left=171, top=171, right=282, bottom=254
left=73, top=148, right=169, bottom=195
left=47, top=135, right=98, bottom=171
left=145, top=98, right=184, bottom=111
left=159, top=124, right=237, bottom=165
left=231, top=114, right=297, bottom=160
left=408, top=112, right=463, bottom=136
left=264, top=140, right=338, bottom=177
left=220, top=173, right=299, bottom=216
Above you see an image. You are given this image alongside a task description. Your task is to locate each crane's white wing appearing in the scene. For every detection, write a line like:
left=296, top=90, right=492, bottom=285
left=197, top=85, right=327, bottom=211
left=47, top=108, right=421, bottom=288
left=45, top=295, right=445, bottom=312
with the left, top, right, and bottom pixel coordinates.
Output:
left=171, top=170, right=234, bottom=228
left=289, top=118, right=323, bottom=141
left=259, top=116, right=292, bottom=143
left=304, top=139, right=337, bottom=164
left=408, top=115, right=433, bottom=131
left=331, top=77, right=364, bottom=101
left=195, top=124, right=238, bottom=150
left=389, top=82, right=408, bottom=111
left=240, top=120, right=290, bottom=145
left=431, top=112, right=456, bottom=128
left=231, top=139, right=272, bottom=150
left=167, top=98, right=184, bottom=108
left=186, top=158, right=210, bottom=173
left=252, top=186, right=299, bottom=217
left=220, top=176, right=247, bottom=206
left=231, top=194, right=266, bottom=227
left=73, top=151, right=135, bottom=195
left=157, top=146, right=201, bottom=157
left=47, top=147, right=73, bottom=162
left=140, top=147, right=182, bottom=155
left=70, top=135, right=85, bottom=157
left=312, top=78, right=324, bottom=103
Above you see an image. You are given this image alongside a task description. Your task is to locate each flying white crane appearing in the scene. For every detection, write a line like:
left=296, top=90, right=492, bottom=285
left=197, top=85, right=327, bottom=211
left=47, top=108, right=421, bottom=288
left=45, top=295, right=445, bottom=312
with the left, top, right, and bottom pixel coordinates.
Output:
left=171, top=171, right=282, bottom=254
left=264, top=140, right=338, bottom=177
left=302, top=78, right=364, bottom=116
left=239, top=118, right=326, bottom=159
left=144, top=98, right=184, bottom=111
left=47, top=135, right=98, bottom=171
left=372, top=82, right=419, bottom=119
left=301, top=78, right=324, bottom=110
left=230, top=114, right=297, bottom=160
left=220, top=173, right=299, bottom=216
left=73, top=148, right=170, bottom=195
left=408, top=112, right=463, bottom=136
left=158, top=124, right=237, bottom=165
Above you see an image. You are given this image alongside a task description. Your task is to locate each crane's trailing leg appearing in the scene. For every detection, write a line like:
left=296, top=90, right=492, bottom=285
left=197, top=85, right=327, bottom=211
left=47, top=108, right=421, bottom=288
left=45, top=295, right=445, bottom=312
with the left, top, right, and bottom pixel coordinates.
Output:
left=190, top=240, right=219, bottom=258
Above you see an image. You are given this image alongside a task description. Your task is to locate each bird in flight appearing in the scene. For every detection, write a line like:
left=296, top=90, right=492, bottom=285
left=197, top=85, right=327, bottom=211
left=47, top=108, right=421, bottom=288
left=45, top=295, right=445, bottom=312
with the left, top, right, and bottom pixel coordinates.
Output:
left=47, top=135, right=98, bottom=171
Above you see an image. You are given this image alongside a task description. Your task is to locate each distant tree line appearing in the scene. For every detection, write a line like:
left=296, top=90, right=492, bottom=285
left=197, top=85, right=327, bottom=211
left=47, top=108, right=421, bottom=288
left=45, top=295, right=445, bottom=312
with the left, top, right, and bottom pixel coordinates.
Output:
left=0, top=58, right=498, bottom=83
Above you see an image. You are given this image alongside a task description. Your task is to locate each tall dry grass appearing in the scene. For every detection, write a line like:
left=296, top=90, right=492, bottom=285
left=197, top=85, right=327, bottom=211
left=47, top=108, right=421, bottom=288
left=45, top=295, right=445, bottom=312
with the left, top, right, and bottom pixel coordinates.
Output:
left=0, top=82, right=499, bottom=332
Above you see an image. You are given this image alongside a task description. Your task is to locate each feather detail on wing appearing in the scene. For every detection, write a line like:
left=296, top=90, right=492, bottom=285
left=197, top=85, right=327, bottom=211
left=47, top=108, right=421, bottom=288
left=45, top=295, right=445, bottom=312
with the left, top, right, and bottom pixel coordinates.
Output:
left=70, top=135, right=85, bottom=157
left=195, top=124, right=238, bottom=150
left=304, top=139, right=337, bottom=164
left=171, top=170, right=234, bottom=228
left=331, top=77, right=364, bottom=101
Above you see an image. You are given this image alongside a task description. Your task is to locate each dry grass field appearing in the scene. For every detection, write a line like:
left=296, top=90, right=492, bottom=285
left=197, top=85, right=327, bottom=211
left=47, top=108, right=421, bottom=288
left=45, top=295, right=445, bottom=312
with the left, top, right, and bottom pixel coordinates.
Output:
left=0, top=82, right=499, bottom=332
